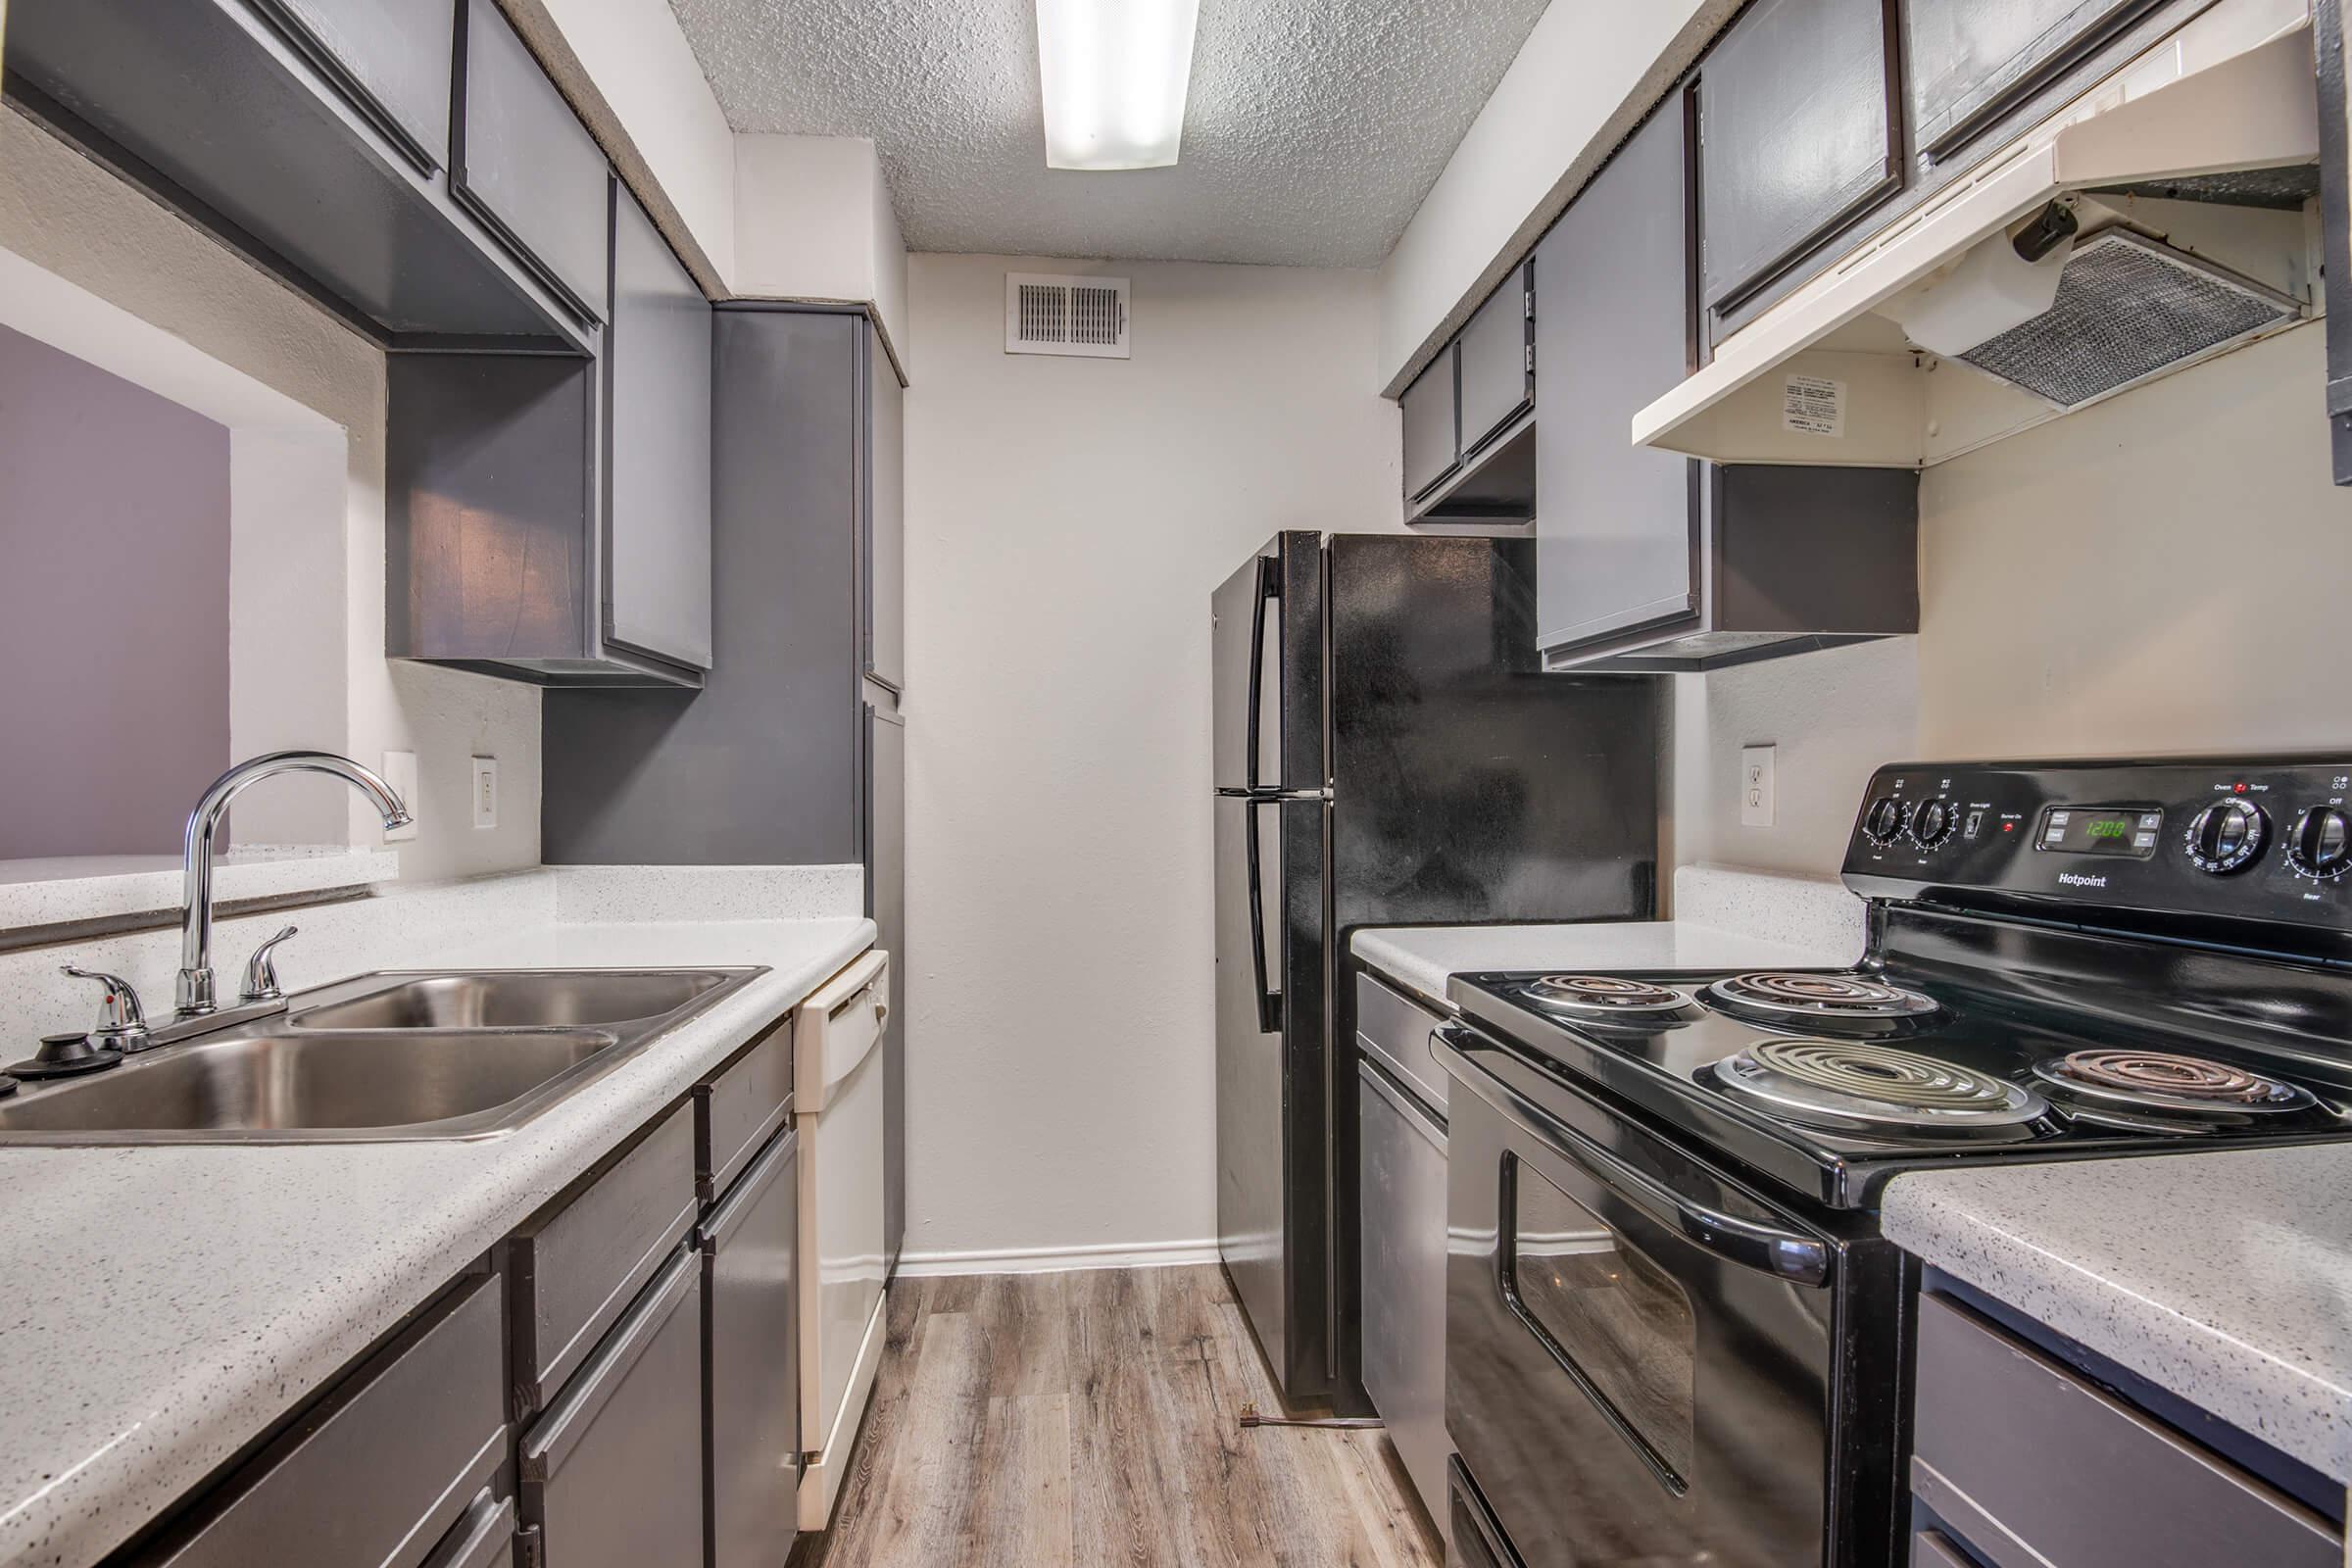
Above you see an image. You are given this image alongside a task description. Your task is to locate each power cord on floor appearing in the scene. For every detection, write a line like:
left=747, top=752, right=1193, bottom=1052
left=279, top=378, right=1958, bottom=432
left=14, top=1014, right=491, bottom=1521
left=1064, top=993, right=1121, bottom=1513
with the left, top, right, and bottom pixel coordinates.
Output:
left=1236, top=1400, right=1385, bottom=1430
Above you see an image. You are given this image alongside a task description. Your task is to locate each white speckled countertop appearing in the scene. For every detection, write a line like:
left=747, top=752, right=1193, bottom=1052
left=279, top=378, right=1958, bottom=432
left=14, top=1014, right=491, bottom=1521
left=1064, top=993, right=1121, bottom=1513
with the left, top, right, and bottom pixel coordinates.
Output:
left=1351, top=864, right=1864, bottom=1005
left=0, top=895, right=872, bottom=1568
left=0, top=847, right=400, bottom=937
left=1882, top=1145, right=2352, bottom=1486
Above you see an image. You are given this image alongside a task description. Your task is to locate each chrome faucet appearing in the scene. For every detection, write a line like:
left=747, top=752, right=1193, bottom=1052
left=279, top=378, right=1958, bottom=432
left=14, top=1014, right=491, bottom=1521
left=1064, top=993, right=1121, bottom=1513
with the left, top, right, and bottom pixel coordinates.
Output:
left=176, top=752, right=412, bottom=1016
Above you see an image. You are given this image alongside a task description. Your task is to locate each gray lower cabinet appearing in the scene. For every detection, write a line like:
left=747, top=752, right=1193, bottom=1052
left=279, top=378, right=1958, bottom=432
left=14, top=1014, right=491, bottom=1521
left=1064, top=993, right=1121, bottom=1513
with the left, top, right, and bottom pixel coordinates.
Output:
left=1911, top=1293, right=2340, bottom=1568
left=1455, top=267, right=1533, bottom=461
left=510, top=1101, right=700, bottom=1412
left=126, top=1270, right=510, bottom=1567
left=1399, top=347, right=1459, bottom=502
left=453, top=0, right=612, bottom=321
left=1356, top=1057, right=1446, bottom=1541
left=1697, top=0, right=1901, bottom=316
left=605, top=184, right=714, bottom=672
left=1534, top=94, right=1694, bottom=655
left=422, top=1494, right=519, bottom=1568
left=702, top=1129, right=802, bottom=1568
left=519, top=1248, right=707, bottom=1568
left=254, top=0, right=454, bottom=173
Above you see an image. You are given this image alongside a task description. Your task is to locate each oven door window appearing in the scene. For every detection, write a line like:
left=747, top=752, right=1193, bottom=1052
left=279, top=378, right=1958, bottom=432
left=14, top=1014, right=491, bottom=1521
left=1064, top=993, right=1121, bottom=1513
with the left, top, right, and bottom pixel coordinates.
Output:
left=1502, top=1152, right=1697, bottom=1491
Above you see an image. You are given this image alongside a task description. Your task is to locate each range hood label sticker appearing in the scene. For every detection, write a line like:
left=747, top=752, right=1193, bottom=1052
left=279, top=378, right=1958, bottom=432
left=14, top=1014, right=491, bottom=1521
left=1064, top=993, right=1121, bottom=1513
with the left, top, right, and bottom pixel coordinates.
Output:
left=1782, top=375, right=1845, bottom=437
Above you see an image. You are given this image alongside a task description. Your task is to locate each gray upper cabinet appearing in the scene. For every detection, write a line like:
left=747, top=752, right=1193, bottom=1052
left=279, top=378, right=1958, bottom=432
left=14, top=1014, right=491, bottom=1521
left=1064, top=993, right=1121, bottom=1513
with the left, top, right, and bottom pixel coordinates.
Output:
left=1400, top=348, right=1459, bottom=501
left=2320, top=0, right=2352, bottom=482
left=4, top=0, right=581, bottom=345
left=1456, top=266, right=1534, bottom=459
left=1907, top=0, right=2148, bottom=161
left=605, top=185, right=713, bottom=672
left=256, top=0, right=455, bottom=172
left=1536, top=99, right=1696, bottom=653
left=1697, top=0, right=1901, bottom=314
left=863, top=324, right=905, bottom=692
left=454, top=0, right=612, bottom=321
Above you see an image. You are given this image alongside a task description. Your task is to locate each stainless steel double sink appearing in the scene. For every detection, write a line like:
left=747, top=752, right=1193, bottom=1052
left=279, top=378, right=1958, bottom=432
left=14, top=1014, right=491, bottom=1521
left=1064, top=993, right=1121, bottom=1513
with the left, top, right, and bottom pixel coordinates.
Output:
left=0, top=968, right=761, bottom=1145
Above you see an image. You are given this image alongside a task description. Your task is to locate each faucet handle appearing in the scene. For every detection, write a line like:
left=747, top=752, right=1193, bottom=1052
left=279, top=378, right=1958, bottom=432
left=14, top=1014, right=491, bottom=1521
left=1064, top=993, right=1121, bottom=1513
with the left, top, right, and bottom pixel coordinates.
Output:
left=60, top=965, right=151, bottom=1053
left=240, top=925, right=301, bottom=1004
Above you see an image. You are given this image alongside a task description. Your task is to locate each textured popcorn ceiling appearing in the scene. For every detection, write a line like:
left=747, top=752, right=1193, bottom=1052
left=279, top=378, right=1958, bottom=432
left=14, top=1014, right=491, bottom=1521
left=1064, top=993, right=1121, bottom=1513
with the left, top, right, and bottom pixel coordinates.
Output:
left=669, top=0, right=1551, bottom=267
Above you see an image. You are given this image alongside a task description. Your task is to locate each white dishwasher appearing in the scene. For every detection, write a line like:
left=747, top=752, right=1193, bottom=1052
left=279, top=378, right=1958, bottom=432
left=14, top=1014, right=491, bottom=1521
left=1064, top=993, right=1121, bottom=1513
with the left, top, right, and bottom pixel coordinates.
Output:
left=795, top=948, right=892, bottom=1532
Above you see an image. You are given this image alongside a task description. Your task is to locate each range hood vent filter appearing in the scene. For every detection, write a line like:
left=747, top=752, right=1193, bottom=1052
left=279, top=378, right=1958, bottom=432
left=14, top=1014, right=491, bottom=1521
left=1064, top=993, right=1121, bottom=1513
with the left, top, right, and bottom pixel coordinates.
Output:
left=1956, top=229, right=2298, bottom=409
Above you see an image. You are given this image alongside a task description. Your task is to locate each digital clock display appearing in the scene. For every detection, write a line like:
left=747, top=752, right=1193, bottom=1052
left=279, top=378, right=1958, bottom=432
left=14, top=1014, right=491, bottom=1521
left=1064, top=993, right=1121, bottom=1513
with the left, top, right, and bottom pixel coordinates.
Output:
left=2037, top=805, right=2162, bottom=858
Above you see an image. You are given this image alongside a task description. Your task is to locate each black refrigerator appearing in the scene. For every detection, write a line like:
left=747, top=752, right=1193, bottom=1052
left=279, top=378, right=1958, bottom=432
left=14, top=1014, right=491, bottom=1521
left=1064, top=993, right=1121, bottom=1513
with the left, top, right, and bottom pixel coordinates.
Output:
left=1212, top=531, right=1660, bottom=1413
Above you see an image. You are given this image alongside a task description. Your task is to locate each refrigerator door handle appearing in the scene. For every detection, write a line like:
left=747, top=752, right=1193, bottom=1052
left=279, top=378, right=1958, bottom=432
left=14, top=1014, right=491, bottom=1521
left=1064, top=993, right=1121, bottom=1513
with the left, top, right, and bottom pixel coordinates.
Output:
left=1245, top=554, right=1279, bottom=793
left=1245, top=798, right=1282, bottom=1035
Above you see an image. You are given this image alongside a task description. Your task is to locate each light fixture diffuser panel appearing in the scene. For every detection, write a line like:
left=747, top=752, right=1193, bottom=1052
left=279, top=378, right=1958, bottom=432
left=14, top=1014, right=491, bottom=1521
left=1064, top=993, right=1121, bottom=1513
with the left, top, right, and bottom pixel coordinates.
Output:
left=1036, top=0, right=1201, bottom=170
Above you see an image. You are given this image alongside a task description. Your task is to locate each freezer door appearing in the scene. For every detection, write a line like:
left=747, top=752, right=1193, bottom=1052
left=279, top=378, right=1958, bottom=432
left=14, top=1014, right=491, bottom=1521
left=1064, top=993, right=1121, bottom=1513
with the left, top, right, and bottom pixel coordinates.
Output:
left=1211, top=532, right=1324, bottom=794
left=1214, top=792, right=1331, bottom=1403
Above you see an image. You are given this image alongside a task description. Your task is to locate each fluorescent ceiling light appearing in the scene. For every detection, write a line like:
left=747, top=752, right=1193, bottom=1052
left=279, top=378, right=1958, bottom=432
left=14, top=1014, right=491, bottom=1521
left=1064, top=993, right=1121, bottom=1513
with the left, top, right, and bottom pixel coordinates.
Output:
left=1036, top=0, right=1201, bottom=171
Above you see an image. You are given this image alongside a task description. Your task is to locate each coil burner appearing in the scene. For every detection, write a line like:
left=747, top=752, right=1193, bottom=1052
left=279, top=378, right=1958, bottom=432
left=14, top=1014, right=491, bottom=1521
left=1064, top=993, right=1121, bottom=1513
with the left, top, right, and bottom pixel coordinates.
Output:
left=1525, top=975, right=1694, bottom=1020
left=2033, top=1049, right=2322, bottom=1126
left=1712, top=1039, right=2045, bottom=1132
left=1701, top=971, right=1943, bottom=1035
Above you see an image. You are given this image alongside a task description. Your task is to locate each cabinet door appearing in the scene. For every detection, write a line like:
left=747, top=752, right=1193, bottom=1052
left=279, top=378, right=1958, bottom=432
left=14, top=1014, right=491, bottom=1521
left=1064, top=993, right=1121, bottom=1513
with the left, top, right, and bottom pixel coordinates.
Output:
left=518, top=1250, right=705, bottom=1568
left=1399, top=346, right=1458, bottom=501
left=1698, top=0, right=1900, bottom=312
left=455, top=0, right=612, bottom=320
left=605, top=184, right=713, bottom=671
left=704, top=1131, right=801, bottom=1568
left=863, top=700, right=906, bottom=1273
left=863, top=324, right=905, bottom=691
left=1456, top=267, right=1533, bottom=458
left=1907, top=0, right=2147, bottom=160
left=260, top=0, right=455, bottom=172
left=1535, top=100, right=1698, bottom=654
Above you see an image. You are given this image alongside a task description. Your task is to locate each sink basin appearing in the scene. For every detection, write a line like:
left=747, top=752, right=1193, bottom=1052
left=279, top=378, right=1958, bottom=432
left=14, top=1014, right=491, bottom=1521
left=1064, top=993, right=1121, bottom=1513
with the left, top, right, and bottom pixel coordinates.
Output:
left=0, top=1029, right=617, bottom=1140
left=0, top=966, right=761, bottom=1145
left=290, top=969, right=737, bottom=1031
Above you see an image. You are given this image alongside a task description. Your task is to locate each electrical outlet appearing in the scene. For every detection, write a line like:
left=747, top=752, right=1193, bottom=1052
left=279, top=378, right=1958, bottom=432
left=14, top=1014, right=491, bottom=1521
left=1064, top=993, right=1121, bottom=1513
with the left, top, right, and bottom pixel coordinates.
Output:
left=1740, top=746, right=1776, bottom=828
left=380, top=752, right=419, bottom=842
left=470, top=757, right=498, bottom=830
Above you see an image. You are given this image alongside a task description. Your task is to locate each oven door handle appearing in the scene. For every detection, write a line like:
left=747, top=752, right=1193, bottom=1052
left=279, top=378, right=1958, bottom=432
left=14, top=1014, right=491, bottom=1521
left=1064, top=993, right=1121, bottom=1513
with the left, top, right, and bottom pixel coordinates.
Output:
left=1436, top=1025, right=1834, bottom=1288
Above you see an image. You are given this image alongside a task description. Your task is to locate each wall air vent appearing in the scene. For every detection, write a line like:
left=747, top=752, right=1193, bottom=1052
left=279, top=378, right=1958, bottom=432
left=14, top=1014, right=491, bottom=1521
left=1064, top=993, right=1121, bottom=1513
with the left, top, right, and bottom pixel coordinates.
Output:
left=1004, top=272, right=1131, bottom=359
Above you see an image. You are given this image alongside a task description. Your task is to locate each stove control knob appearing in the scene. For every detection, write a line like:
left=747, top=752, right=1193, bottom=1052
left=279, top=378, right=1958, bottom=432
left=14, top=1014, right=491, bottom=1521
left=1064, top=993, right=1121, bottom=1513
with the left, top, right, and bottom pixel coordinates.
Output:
left=2286, top=807, right=2352, bottom=881
left=1910, top=799, right=1956, bottom=849
left=1862, top=796, right=1909, bottom=845
left=2185, top=799, right=2268, bottom=873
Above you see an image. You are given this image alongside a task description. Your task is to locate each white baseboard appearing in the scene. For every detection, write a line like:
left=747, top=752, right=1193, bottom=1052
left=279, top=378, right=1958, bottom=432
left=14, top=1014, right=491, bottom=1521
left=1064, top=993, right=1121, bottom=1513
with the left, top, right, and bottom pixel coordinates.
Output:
left=894, top=1236, right=1222, bottom=1279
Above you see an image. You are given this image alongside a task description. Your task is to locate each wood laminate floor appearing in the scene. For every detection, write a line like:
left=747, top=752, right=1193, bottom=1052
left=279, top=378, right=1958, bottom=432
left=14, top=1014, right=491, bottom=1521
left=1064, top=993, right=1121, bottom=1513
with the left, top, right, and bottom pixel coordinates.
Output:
left=792, top=1265, right=1444, bottom=1568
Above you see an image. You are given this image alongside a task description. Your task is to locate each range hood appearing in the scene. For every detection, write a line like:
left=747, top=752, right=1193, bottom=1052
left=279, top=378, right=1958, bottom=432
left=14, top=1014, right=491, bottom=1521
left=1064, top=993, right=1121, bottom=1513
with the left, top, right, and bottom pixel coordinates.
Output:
left=1636, top=0, right=2322, bottom=468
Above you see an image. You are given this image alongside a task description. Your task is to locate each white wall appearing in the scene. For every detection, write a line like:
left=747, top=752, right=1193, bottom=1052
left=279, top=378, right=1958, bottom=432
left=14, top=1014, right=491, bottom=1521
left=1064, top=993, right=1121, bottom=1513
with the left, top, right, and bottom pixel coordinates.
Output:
left=734, top=136, right=910, bottom=369
left=1675, top=324, right=2352, bottom=877
left=0, top=108, right=542, bottom=880
left=1376, top=0, right=1737, bottom=391
left=901, top=253, right=1400, bottom=1264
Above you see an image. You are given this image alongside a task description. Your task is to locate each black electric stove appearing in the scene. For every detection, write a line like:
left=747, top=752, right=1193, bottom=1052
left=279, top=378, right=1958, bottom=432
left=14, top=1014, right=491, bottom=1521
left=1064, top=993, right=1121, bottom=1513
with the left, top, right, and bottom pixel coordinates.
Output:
left=1438, top=758, right=2352, bottom=1568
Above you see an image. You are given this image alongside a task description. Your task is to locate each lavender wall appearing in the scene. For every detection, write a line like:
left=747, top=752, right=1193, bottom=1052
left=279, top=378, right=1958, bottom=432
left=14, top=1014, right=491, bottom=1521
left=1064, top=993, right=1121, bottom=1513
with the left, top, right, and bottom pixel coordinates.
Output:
left=0, top=323, right=231, bottom=857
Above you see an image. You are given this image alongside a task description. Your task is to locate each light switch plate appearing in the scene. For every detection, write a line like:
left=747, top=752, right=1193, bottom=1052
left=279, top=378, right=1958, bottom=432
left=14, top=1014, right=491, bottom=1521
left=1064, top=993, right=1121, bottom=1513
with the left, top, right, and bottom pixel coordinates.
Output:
left=470, top=757, right=498, bottom=830
left=1740, top=746, right=1776, bottom=828
left=381, top=752, right=419, bottom=842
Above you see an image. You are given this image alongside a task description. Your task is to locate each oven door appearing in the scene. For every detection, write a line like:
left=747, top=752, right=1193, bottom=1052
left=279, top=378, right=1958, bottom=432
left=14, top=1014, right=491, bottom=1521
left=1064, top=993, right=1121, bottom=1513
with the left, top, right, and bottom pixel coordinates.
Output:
left=1437, top=1022, right=1841, bottom=1568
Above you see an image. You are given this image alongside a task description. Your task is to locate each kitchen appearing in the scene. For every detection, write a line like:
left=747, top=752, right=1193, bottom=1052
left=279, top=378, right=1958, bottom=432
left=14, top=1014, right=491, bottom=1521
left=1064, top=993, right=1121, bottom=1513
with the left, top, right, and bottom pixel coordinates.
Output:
left=0, top=0, right=2347, bottom=1564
